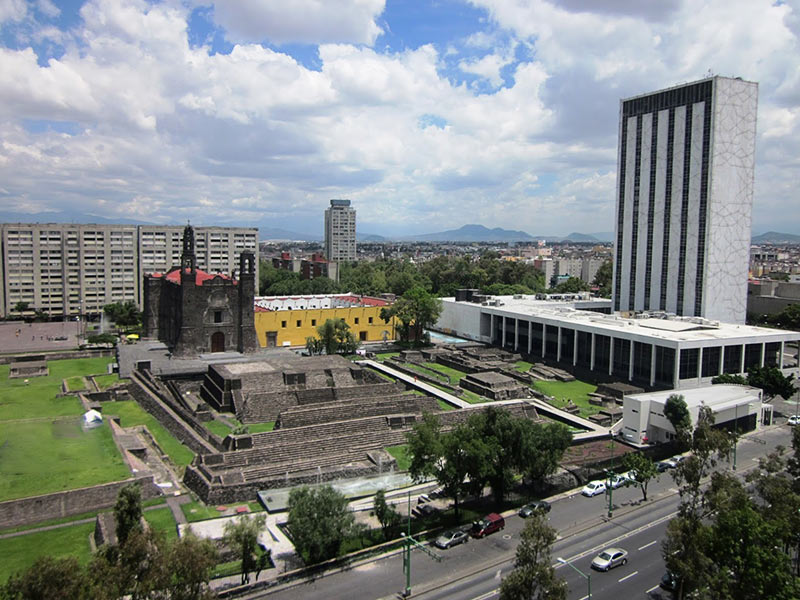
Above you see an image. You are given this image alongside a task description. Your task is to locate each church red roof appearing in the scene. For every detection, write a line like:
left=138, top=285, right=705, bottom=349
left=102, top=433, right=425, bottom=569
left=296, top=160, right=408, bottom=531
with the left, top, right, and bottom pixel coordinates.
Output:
left=151, top=268, right=235, bottom=286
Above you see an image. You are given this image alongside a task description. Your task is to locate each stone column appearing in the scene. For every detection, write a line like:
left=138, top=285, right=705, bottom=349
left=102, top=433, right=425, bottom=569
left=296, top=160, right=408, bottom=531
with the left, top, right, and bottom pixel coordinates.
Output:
left=573, top=329, right=578, bottom=367
left=650, top=344, right=657, bottom=387
left=628, top=339, right=634, bottom=381
left=590, top=333, right=596, bottom=371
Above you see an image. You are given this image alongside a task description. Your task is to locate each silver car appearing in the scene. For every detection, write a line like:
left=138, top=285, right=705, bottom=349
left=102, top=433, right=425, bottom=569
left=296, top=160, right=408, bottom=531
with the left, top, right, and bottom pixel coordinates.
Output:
left=591, top=547, right=628, bottom=571
left=433, top=528, right=469, bottom=549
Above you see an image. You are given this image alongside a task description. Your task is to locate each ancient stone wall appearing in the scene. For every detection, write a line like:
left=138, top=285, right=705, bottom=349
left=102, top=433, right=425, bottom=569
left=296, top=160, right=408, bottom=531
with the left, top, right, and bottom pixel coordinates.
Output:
left=0, top=476, right=159, bottom=529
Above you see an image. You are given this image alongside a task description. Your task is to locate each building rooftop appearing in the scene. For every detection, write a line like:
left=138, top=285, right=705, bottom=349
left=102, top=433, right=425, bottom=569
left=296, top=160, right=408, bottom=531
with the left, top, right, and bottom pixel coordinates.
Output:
left=255, top=294, right=390, bottom=312
left=444, top=294, right=799, bottom=343
left=626, top=384, right=762, bottom=409
left=150, top=267, right=234, bottom=286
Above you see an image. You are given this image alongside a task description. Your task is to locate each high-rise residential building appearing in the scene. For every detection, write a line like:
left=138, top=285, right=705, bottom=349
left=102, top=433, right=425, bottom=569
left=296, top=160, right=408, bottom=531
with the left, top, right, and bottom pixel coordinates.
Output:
left=324, top=199, right=356, bottom=262
left=612, top=76, right=758, bottom=324
left=0, top=223, right=257, bottom=318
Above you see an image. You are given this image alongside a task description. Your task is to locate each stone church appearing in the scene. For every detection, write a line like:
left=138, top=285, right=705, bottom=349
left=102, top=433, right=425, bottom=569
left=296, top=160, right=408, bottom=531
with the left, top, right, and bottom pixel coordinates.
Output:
left=143, top=225, right=257, bottom=357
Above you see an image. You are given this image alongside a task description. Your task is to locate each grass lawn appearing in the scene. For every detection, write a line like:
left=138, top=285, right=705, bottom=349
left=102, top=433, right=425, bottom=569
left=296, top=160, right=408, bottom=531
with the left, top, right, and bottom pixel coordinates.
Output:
left=514, top=360, right=534, bottom=373
left=94, top=374, right=127, bottom=390
left=144, top=506, right=178, bottom=542
left=248, top=422, right=275, bottom=433
left=533, top=379, right=600, bottom=417
left=104, top=401, right=194, bottom=468
left=65, top=376, right=86, bottom=392
left=423, top=362, right=468, bottom=385
left=0, top=419, right=131, bottom=502
left=181, top=501, right=224, bottom=522
left=0, top=357, right=113, bottom=422
left=0, top=521, right=95, bottom=583
left=205, top=419, right=231, bottom=438
left=436, top=399, right=456, bottom=411
left=376, top=352, right=400, bottom=361
left=385, top=444, right=410, bottom=471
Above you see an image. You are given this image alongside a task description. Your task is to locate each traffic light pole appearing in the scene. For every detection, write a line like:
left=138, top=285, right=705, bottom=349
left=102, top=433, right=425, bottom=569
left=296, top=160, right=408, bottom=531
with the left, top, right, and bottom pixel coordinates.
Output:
left=607, top=431, right=615, bottom=519
left=402, top=491, right=442, bottom=597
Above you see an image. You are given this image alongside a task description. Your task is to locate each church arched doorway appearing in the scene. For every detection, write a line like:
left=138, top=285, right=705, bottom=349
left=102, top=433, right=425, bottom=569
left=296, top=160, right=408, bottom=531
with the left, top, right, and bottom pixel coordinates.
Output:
left=211, top=332, right=225, bottom=353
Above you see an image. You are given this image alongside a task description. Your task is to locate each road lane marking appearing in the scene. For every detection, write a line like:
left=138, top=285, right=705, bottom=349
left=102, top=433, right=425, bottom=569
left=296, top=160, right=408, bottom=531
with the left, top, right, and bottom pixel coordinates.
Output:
left=638, top=540, right=657, bottom=551
left=646, top=584, right=660, bottom=593
left=552, top=510, right=677, bottom=568
left=470, top=589, right=499, bottom=600
left=618, top=570, right=638, bottom=582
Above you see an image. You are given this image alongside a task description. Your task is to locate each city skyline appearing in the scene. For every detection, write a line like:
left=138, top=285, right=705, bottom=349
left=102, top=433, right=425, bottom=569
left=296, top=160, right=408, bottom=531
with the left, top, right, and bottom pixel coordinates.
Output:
left=0, top=1, right=799, bottom=237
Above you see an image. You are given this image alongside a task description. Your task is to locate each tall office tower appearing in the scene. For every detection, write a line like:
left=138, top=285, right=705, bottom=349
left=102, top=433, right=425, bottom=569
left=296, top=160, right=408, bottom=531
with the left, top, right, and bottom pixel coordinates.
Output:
left=612, top=76, right=758, bottom=324
left=324, top=199, right=357, bottom=262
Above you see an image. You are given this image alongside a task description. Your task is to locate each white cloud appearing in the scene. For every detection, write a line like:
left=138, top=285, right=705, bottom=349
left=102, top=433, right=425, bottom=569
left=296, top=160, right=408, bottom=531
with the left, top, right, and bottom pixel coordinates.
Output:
left=211, top=0, right=385, bottom=46
left=36, top=0, right=60, bottom=18
left=0, top=0, right=27, bottom=23
left=0, top=0, right=797, bottom=237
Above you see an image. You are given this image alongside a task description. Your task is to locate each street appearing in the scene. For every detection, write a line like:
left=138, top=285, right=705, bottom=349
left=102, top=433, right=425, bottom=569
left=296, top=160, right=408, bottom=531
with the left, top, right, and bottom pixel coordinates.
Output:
left=252, top=423, right=793, bottom=600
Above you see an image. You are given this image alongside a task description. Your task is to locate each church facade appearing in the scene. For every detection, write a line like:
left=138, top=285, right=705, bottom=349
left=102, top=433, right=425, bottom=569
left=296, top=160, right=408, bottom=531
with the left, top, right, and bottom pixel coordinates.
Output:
left=143, top=225, right=257, bottom=357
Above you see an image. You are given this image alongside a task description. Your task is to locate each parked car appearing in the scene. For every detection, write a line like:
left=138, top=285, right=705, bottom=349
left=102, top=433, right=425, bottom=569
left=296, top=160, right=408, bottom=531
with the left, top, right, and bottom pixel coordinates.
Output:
left=660, top=570, right=679, bottom=591
left=788, top=415, right=800, bottom=426
left=591, top=547, right=629, bottom=571
left=518, top=500, right=551, bottom=517
left=609, top=474, right=628, bottom=489
left=470, top=513, right=505, bottom=538
left=618, top=470, right=637, bottom=484
left=433, top=528, right=469, bottom=549
left=581, top=481, right=607, bottom=497
left=416, top=504, right=439, bottom=518
left=656, top=460, right=674, bottom=473
left=667, top=455, right=687, bottom=467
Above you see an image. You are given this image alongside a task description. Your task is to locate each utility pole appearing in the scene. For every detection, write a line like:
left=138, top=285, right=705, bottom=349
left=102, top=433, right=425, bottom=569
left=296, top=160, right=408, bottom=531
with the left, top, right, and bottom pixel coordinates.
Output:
left=607, top=431, right=615, bottom=519
left=401, top=491, right=442, bottom=597
left=558, top=557, right=591, bottom=599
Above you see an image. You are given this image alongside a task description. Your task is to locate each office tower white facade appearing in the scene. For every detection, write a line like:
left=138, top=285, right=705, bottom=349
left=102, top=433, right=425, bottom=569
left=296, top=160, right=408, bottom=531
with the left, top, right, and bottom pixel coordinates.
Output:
left=0, top=223, right=257, bottom=318
left=324, top=199, right=356, bottom=262
left=612, top=76, right=758, bottom=324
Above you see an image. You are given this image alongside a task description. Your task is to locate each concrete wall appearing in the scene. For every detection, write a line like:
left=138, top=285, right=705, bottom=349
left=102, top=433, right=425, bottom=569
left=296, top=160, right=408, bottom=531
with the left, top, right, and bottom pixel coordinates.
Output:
left=0, top=476, right=159, bottom=529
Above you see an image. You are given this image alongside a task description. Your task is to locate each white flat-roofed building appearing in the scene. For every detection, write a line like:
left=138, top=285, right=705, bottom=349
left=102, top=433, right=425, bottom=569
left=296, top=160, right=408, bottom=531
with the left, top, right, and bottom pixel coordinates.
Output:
left=435, top=294, right=799, bottom=391
left=622, top=384, right=763, bottom=445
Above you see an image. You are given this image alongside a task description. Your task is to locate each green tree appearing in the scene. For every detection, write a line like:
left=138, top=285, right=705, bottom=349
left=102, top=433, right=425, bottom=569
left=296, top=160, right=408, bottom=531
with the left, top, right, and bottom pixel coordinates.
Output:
left=287, top=485, right=361, bottom=564
left=550, top=277, right=589, bottom=294
left=304, top=336, right=325, bottom=356
left=88, top=333, right=118, bottom=346
left=520, top=422, right=573, bottom=486
left=498, top=513, right=567, bottom=600
left=621, top=452, right=658, bottom=501
left=167, top=532, right=219, bottom=600
left=373, top=489, right=401, bottom=540
left=664, top=394, right=691, bottom=441
left=222, top=514, right=266, bottom=585
left=711, top=373, right=748, bottom=386
left=103, top=301, right=142, bottom=330
left=1, top=556, right=90, bottom=600
left=746, top=366, right=796, bottom=400
left=12, top=301, right=29, bottom=315
left=592, top=260, right=613, bottom=297
left=382, top=286, right=443, bottom=344
left=310, top=318, right=359, bottom=355
left=114, top=483, right=143, bottom=545
left=769, top=303, right=800, bottom=330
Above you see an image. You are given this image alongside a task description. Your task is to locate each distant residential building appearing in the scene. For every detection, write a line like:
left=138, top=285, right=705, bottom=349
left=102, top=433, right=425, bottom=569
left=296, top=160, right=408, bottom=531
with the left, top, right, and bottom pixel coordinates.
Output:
left=533, top=258, right=555, bottom=287
left=555, top=258, right=582, bottom=280
left=747, top=279, right=800, bottom=316
left=254, top=293, right=394, bottom=347
left=581, top=258, right=605, bottom=286
left=272, top=252, right=338, bottom=281
left=612, top=76, right=758, bottom=324
left=324, top=199, right=356, bottom=262
left=0, top=222, right=257, bottom=318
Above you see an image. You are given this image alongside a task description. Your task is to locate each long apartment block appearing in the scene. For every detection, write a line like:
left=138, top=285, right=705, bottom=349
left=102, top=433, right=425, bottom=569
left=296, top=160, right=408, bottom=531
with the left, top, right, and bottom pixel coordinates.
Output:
left=0, top=223, right=258, bottom=318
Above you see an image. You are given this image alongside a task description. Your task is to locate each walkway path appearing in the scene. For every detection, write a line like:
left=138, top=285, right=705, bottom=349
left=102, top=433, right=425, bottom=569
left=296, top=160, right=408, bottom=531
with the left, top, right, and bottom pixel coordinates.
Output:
left=358, top=360, right=472, bottom=408
left=359, top=359, right=614, bottom=440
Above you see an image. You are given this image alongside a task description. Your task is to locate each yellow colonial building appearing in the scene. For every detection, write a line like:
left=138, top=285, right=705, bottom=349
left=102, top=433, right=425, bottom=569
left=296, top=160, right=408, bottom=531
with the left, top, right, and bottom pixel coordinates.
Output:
left=254, top=294, right=395, bottom=348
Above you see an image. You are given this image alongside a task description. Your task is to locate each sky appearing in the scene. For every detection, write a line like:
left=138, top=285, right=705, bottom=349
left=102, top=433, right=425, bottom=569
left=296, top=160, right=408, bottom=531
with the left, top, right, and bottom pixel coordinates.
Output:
left=0, top=0, right=798, bottom=238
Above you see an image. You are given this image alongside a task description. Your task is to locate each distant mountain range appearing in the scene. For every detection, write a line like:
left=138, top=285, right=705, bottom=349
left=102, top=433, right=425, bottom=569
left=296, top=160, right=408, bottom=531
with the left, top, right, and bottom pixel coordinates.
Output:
left=751, top=231, right=800, bottom=244
left=1, top=211, right=796, bottom=245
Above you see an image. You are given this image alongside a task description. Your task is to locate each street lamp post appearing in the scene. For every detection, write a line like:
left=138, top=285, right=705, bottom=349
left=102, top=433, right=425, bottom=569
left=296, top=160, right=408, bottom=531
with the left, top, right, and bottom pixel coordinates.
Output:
left=558, top=557, right=591, bottom=599
left=607, top=431, right=615, bottom=519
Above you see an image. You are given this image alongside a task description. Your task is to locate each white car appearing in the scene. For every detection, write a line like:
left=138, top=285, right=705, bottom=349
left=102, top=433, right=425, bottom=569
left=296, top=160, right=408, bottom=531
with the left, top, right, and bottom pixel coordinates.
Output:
left=581, top=481, right=607, bottom=497
left=609, top=474, right=628, bottom=489
left=788, top=415, right=800, bottom=426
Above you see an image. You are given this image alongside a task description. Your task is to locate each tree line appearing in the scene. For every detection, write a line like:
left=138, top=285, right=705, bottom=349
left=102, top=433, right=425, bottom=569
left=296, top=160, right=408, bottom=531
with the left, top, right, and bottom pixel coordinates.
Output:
left=259, top=255, right=612, bottom=299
